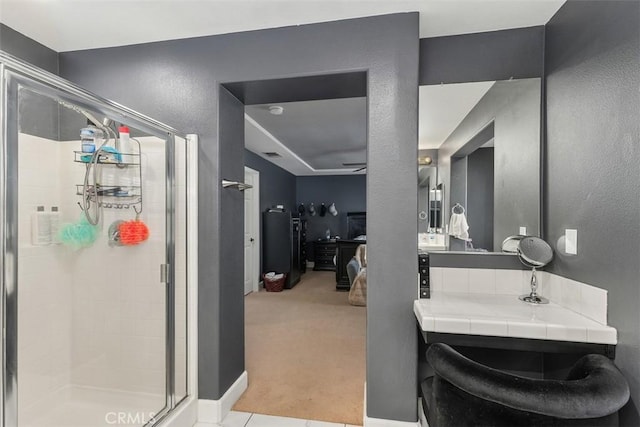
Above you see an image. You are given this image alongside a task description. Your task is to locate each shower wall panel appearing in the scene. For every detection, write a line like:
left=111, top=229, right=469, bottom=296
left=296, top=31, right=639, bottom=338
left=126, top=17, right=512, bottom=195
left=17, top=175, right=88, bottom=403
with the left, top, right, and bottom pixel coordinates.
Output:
left=17, top=133, right=171, bottom=424
left=62, top=137, right=167, bottom=396
left=17, top=133, right=73, bottom=422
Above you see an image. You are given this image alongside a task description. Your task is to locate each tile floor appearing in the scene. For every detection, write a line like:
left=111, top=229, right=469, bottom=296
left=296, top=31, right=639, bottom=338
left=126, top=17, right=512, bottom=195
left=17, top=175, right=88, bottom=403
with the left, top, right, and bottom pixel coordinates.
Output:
left=20, top=386, right=163, bottom=427
left=195, top=411, right=361, bottom=427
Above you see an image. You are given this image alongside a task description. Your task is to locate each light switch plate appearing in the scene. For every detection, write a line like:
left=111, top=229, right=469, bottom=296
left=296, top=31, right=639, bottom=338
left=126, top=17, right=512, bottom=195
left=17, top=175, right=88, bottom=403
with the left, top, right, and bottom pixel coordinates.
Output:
left=519, top=226, right=527, bottom=235
left=566, top=229, right=578, bottom=254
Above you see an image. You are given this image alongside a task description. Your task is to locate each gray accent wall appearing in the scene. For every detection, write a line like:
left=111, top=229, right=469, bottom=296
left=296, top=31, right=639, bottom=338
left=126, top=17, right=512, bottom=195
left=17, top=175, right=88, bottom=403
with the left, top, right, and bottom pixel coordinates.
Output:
left=449, top=157, right=468, bottom=252
left=244, top=149, right=296, bottom=275
left=225, top=72, right=366, bottom=104
left=544, top=1, right=640, bottom=424
left=245, top=150, right=296, bottom=213
left=1, top=24, right=60, bottom=141
left=419, top=26, right=544, bottom=85
left=0, top=24, right=58, bottom=74
left=60, top=13, right=419, bottom=422
left=467, top=148, right=494, bottom=251
left=218, top=87, right=247, bottom=392
left=492, top=79, right=541, bottom=247
left=418, top=150, right=439, bottom=231
left=296, top=175, right=366, bottom=256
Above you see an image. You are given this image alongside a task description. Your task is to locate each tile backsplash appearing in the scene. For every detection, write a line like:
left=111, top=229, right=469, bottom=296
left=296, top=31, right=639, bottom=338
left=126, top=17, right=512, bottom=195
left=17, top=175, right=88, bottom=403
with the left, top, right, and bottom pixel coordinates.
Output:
left=430, top=266, right=608, bottom=325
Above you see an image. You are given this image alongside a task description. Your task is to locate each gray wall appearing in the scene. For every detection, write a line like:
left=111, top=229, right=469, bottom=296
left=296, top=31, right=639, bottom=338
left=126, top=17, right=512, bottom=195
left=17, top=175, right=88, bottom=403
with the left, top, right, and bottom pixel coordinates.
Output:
left=493, top=79, right=541, bottom=248
left=217, top=86, right=247, bottom=392
left=449, top=157, right=468, bottom=251
left=0, top=24, right=58, bottom=74
left=439, top=79, right=541, bottom=249
left=243, top=155, right=366, bottom=273
left=467, top=148, right=494, bottom=251
left=60, top=13, right=419, bottom=422
left=418, top=149, right=438, bottom=233
left=418, top=166, right=437, bottom=233
left=296, top=174, right=366, bottom=256
left=245, top=150, right=296, bottom=213
left=1, top=24, right=60, bottom=141
left=419, top=26, right=544, bottom=85
left=544, top=1, right=640, bottom=424
left=244, top=149, right=296, bottom=275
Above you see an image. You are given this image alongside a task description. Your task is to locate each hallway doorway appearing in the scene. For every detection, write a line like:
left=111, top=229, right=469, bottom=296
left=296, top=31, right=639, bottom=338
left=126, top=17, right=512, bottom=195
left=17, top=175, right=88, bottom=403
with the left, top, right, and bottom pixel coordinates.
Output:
left=244, top=167, right=260, bottom=295
left=226, top=72, right=368, bottom=425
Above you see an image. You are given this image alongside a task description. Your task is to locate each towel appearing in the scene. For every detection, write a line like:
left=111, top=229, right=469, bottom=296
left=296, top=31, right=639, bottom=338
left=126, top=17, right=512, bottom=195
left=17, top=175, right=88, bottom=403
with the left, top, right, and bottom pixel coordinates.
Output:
left=448, top=212, right=470, bottom=241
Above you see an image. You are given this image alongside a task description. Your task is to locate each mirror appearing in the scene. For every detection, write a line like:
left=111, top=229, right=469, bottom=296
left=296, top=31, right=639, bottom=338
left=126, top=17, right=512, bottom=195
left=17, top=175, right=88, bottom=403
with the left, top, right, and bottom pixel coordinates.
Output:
left=418, top=152, right=439, bottom=232
left=518, top=236, right=554, bottom=304
left=419, top=78, right=542, bottom=252
left=418, top=151, right=447, bottom=250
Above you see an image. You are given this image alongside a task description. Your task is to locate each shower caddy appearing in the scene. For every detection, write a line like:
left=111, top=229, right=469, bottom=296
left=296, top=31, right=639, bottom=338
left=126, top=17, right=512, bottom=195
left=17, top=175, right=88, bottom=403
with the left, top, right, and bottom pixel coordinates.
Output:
left=74, top=139, right=143, bottom=213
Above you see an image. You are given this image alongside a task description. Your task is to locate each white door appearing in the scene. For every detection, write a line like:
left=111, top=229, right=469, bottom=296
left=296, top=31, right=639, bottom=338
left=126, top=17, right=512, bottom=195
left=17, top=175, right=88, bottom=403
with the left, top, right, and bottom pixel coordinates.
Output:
left=244, top=167, right=259, bottom=295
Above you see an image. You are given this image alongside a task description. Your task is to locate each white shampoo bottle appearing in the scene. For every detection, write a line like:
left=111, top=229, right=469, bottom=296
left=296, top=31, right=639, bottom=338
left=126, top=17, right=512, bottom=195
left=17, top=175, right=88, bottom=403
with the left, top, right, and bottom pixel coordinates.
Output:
left=31, top=205, right=51, bottom=246
left=119, top=125, right=132, bottom=155
left=49, top=206, right=60, bottom=244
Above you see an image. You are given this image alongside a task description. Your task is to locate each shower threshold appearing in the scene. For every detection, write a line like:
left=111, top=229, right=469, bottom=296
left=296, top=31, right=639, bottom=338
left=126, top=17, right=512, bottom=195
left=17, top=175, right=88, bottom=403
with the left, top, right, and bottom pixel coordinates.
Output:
left=20, top=386, right=164, bottom=427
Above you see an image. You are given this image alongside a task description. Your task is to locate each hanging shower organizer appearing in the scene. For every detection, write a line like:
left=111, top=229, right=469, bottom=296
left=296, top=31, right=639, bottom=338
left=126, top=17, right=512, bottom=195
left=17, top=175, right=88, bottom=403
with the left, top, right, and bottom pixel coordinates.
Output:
left=74, top=139, right=143, bottom=213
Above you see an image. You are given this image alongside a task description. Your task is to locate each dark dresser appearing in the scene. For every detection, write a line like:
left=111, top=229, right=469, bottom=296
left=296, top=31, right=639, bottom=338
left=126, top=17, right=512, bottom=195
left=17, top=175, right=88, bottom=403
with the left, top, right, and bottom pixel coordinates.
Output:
left=263, top=211, right=301, bottom=289
left=313, top=240, right=337, bottom=271
left=299, top=220, right=307, bottom=274
left=335, top=240, right=365, bottom=291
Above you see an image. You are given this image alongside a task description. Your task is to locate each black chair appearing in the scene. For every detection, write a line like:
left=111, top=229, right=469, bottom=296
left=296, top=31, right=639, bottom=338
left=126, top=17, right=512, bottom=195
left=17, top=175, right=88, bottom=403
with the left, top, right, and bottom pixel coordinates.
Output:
left=422, top=343, right=630, bottom=427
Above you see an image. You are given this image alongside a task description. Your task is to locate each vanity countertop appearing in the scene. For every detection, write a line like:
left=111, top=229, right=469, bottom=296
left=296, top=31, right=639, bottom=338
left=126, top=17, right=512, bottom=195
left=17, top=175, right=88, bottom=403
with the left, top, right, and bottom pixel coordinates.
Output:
left=414, top=292, right=617, bottom=345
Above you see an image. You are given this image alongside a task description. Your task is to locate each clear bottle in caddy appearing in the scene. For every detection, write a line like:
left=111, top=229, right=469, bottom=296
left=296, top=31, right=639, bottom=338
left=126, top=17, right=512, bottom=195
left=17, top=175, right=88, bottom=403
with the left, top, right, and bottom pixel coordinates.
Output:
left=80, top=125, right=104, bottom=154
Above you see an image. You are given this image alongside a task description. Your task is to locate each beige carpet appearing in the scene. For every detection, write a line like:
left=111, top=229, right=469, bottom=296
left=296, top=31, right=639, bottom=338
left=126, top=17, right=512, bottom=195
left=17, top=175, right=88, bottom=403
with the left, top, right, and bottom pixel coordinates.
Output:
left=233, top=271, right=366, bottom=425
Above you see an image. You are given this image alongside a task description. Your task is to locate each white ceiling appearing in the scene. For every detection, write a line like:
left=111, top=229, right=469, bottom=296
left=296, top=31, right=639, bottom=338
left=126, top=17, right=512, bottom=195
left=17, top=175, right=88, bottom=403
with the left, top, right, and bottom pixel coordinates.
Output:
left=245, top=98, right=366, bottom=175
left=245, top=110, right=366, bottom=176
left=0, top=0, right=565, bottom=52
left=419, top=81, right=495, bottom=149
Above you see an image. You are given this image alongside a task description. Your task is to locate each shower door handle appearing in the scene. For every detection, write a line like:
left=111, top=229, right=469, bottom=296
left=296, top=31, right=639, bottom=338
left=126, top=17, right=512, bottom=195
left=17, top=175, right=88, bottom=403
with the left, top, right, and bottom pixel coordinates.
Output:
left=160, top=264, right=170, bottom=283
left=222, top=180, right=253, bottom=191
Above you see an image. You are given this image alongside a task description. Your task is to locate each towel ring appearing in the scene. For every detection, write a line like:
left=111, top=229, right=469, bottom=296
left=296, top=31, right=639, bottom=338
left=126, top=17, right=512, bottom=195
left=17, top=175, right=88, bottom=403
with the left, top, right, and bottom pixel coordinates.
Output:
left=452, top=203, right=465, bottom=214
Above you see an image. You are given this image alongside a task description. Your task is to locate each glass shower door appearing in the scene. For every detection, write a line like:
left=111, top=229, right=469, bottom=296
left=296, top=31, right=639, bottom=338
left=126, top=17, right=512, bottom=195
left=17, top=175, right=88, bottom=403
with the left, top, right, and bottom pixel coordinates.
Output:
left=6, top=76, right=171, bottom=426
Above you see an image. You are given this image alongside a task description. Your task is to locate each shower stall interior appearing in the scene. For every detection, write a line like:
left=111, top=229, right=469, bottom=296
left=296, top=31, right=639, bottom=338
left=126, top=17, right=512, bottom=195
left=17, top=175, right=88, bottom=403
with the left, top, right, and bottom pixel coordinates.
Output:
left=1, top=52, right=192, bottom=426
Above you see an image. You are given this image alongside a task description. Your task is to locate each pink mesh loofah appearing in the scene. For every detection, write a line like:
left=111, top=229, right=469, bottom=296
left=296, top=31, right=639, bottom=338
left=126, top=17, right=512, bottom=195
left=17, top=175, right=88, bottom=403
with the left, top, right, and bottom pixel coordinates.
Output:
left=118, top=220, right=149, bottom=245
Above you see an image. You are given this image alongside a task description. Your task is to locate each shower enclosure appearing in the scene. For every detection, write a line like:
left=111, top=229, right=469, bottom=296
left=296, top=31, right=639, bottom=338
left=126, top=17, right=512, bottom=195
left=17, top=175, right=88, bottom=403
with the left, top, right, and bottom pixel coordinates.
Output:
left=1, top=52, right=192, bottom=426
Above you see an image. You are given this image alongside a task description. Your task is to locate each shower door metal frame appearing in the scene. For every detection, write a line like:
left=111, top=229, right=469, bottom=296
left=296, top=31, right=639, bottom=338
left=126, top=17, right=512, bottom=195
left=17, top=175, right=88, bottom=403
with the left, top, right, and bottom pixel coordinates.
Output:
left=0, top=51, right=189, bottom=427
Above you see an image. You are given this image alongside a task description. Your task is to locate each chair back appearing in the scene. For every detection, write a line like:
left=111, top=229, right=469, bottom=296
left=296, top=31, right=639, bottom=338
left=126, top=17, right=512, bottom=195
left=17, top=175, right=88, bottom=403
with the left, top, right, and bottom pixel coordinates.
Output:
left=422, top=343, right=630, bottom=426
left=355, top=244, right=367, bottom=267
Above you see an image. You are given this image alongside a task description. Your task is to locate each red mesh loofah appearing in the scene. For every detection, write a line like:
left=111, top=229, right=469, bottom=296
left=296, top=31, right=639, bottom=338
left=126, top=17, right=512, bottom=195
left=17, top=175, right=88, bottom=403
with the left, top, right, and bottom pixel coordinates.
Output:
left=118, top=220, right=150, bottom=245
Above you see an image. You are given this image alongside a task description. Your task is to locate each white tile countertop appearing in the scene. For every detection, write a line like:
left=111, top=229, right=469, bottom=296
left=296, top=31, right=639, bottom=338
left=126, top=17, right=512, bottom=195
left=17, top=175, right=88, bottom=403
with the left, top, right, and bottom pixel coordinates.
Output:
left=414, top=292, right=617, bottom=344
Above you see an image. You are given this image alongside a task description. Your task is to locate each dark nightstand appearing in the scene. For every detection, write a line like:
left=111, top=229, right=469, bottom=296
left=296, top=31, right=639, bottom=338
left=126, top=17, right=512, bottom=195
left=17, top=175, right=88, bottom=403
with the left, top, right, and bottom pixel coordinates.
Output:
left=313, top=240, right=337, bottom=271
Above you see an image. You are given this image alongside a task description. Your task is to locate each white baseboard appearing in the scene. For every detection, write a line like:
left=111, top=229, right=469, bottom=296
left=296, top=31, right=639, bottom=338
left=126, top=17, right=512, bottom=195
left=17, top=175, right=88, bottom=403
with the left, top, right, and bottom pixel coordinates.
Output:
left=197, top=371, right=248, bottom=424
left=157, top=397, right=198, bottom=427
left=364, top=415, right=421, bottom=427
left=362, top=383, right=420, bottom=427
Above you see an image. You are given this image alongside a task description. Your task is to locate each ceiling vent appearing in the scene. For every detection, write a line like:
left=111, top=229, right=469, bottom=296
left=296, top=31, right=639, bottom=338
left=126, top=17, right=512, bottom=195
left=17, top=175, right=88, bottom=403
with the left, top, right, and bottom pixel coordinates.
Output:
left=263, top=152, right=282, bottom=158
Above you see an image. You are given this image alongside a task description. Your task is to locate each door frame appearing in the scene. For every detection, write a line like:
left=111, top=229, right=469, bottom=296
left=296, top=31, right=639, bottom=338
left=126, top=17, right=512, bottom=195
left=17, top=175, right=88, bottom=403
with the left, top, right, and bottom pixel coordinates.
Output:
left=244, top=166, right=260, bottom=293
